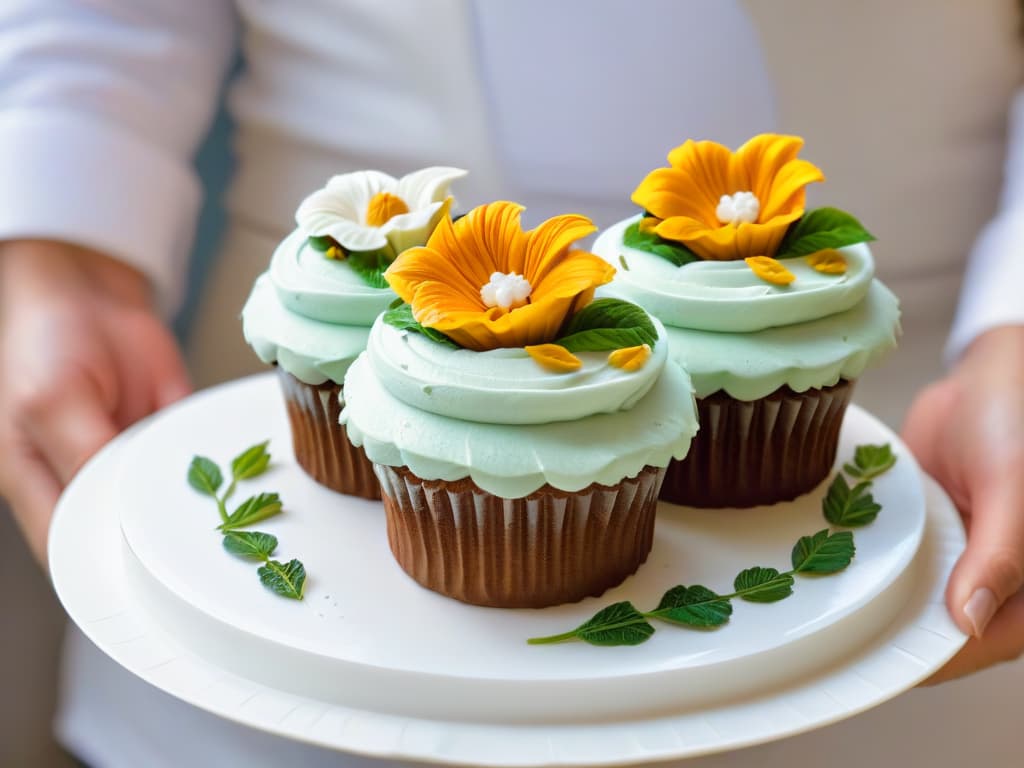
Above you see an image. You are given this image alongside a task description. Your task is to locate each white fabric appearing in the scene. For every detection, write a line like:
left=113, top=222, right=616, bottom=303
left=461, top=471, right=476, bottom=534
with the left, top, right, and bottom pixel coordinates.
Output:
left=0, top=0, right=235, bottom=312
left=0, top=0, right=1018, bottom=766
left=947, top=89, right=1024, bottom=360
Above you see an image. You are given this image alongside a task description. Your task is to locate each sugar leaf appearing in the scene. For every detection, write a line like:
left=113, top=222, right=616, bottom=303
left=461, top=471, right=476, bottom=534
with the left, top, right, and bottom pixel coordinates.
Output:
left=187, top=456, right=222, bottom=497
left=258, top=559, right=306, bottom=600
left=346, top=248, right=391, bottom=289
left=776, top=207, right=875, bottom=258
left=622, top=220, right=699, bottom=266
left=791, top=529, right=855, bottom=574
left=651, top=585, right=733, bottom=628
left=528, top=601, right=654, bottom=646
left=382, top=302, right=459, bottom=348
left=219, top=492, right=283, bottom=531
left=844, top=443, right=897, bottom=481
left=823, top=474, right=882, bottom=527
left=222, top=531, right=278, bottom=560
left=733, top=566, right=795, bottom=603
left=230, top=440, right=271, bottom=481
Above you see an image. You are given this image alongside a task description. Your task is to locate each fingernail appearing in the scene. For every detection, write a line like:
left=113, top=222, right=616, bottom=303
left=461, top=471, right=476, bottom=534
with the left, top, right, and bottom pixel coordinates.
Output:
left=963, top=588, right=997, bottom=637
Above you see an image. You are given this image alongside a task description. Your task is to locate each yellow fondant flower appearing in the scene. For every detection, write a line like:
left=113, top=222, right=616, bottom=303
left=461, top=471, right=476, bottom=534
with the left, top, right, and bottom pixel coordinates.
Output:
left=385, top=201, right=615, bottom=351
left=295, top=167, right=467, bottom=257
left=631, top=134, right=824, bottom=261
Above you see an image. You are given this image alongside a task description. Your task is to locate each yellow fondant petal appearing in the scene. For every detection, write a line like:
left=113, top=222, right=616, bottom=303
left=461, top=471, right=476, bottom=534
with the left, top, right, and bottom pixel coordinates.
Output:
left=608, top=344, right=652, bottom=372
left=525, top=344, right=582, bottom=373
left=745, top=256, right=796, bottom=286
left=806, top=249, right=847, bottom=274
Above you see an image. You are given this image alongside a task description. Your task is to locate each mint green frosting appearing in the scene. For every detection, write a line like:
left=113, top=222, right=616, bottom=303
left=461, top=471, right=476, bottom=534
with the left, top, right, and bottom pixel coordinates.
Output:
left=241, top=228, right=397, bottom=385
left=341, top=342, right=698, bottom=496
left=269, top=229, right=396, bottom=325
left=593, top=216, right=874, bottom=333
left=366, top=317, right=666, bottom=425
left=664, top=282, right=900, bottom=399
left=592, top=216, right=900, bottom=400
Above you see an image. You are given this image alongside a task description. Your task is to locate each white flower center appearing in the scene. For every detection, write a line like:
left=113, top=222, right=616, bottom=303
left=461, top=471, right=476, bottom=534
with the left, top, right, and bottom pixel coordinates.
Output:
left=480, top=271, right=532, bottom=310
left=716, top=191, right=760, bottom=225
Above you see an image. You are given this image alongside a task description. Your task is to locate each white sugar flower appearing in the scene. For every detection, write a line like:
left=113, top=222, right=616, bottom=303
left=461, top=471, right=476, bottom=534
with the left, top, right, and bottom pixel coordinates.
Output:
left=295, top=167, right=468, bottom=257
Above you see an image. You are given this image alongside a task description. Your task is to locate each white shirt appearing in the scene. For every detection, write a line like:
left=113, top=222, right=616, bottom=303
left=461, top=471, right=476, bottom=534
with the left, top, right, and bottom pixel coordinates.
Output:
left=2, top=1, right=1023, bottom=766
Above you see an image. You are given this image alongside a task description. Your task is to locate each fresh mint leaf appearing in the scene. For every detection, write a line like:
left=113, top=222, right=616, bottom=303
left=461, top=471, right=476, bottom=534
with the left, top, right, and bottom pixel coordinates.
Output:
left=558, top=297, right=658, bottom=353
left=222, top=531, right=278, bottom=560
left=650, top=585, right=732, bottom=628
left=791, top=529, right=855, bottom=574
left=844, top=443, right=897, bottom=481
left=258, top=559, right=306, bottom=600
left=219, top=492, right=284, bottom=531
left=733, top=567, right=795, bottom=603
left=231, top=441, right=271, bottom=482
left=776, top=207, right=875, bottom=258
left=823, top=474, right=882, bottom=527
left=346, top=248, right=392, bottom=289
left=187, top=456, right=223, bottom=497
left=382, top=302, right=459, bottom=348
left=307, top=235, right=334, bottom=252
left=528, top=601, right=654, bottom=646
left=622, top=220, right=699, bottom=266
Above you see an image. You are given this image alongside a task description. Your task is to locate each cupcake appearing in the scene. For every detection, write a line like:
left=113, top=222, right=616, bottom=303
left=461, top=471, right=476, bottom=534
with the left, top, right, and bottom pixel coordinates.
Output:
left=242, top=167, right=466, bottom=498
left=592, top=134, right=899, bottom=508
left=341, top=201, right=698, bottom=607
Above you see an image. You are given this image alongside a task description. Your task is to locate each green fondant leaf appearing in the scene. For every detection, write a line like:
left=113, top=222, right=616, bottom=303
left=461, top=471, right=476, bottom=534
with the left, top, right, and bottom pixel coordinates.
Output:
left=844, top=443, right=898, bottom=481
left=776, top=207, right=875, bottom=258
left=622, top=220, right=699, bottom=266
left=651, top=585, right=733, bottom=628
left=733, top=567, right=795, bottom=603
left=307, top=235, right=334, bottom=252
left=557, top=298, right=658, bottom=352
left=346, top=248, right=392, bottom=289
left=791, top=529, right=855, bottom=574
left=258, top=559, right=306, bottom=600
left=822, top=474, right=882, bottom=528
left=382, top=302, right=459, bottom=348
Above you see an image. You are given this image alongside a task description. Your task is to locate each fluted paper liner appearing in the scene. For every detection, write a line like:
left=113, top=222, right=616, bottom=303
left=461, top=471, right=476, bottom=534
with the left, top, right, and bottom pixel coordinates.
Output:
left=376, top=465, right=665, bottom=608
left=276, top=368, right=380, bottom=499
left=660, top=380, right=854, bottom=508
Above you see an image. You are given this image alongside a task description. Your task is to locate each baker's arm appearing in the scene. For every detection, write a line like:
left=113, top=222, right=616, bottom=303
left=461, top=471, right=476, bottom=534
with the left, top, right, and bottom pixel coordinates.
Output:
left=0, top=1, right=237, bottom=565
left=904, top=88, right=1024, bottom=682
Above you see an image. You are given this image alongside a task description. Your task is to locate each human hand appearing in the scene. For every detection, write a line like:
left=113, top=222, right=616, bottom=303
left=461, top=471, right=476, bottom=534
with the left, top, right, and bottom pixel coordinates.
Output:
left=0, top=240, right=191, bottom=566
left=902, top=325, right=1024, bottom=683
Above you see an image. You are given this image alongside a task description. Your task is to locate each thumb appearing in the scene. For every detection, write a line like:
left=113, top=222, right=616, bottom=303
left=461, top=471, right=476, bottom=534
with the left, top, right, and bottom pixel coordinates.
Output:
left=945, top=462, right=1024, bottom=638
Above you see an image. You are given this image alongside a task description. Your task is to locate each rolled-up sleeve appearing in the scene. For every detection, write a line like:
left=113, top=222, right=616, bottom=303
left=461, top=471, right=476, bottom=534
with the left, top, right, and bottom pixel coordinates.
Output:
left=0, top=2, right=236, bottom=314
left=947, top=89, right=1024, bottom=362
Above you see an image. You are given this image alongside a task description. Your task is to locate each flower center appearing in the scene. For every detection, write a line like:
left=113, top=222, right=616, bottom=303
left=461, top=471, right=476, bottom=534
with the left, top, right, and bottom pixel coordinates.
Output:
left=480, top=271, right=532, bottom=310
left=715, top=191, right=760, bottom=226
left=365, top=192, right=410, bottom=227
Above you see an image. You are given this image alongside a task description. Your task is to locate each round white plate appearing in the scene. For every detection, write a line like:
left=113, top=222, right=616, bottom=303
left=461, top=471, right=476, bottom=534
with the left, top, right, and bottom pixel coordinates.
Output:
left=49, top=374, right=967, bottom=766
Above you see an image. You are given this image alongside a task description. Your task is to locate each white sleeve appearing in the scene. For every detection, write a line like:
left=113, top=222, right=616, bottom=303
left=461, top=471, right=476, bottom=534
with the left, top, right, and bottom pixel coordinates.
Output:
left=0, top=1, right=236, bottom=315
left=946, top=89, right=1024, bottom=361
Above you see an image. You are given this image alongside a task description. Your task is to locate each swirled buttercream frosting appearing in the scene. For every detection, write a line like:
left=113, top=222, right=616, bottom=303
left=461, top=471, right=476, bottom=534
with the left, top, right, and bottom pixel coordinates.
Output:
left=366, top=316, right=668, bottom=425
left=241, top=229, right=395, bottom=385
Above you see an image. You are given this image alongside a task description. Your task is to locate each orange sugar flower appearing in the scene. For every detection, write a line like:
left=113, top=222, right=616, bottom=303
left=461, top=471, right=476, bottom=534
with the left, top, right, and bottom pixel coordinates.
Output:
left=631, top=134, right=825, bottom=261
left=385, top=201, right=615, bottom=351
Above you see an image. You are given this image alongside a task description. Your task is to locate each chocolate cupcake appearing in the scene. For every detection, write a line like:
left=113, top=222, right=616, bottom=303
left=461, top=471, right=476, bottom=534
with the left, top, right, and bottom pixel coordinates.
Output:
left=341, top=201, right=698, bottom=607
left=592, top=134, right=899, bottom=508
left=242, top=167, right=466, bottom=498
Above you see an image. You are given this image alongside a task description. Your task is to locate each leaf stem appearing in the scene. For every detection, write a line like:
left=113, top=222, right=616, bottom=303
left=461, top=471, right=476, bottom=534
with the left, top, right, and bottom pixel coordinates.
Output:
left=527, top=630, right=581, bottom=645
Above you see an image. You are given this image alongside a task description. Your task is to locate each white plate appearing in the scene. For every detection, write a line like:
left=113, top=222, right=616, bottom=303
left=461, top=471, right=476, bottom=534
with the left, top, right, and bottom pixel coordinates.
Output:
left=50, top=374, right=967, bottom=766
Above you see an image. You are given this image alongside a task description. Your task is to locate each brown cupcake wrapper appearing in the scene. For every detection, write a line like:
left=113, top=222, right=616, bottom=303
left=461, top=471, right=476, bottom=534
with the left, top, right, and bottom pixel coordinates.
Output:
left=276, top=368, right=381, bottom=500
left=376, top=465, right=665, bottom=608
left=659, top=380, right=854, bottom=508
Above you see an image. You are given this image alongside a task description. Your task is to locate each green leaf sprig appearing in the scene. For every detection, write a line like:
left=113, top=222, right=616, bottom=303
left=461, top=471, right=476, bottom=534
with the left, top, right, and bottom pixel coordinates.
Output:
left=307, top=235, right=393, bottom=289
left=382, top=300, right=459, bottom=348
left=775, top=207, right=875, bottom=259
left=187, top=442, right=307, bottom=600
left=529, top=443, right=895, bottom=646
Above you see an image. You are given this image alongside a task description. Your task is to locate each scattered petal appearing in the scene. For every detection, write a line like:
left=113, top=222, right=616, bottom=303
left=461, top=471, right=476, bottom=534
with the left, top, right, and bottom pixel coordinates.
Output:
left=745, top=255, right=795, bottom=286
left=525, top=343, right=583, bottom=373
left=608, top=344, right=652, bottom=372
left=806, top=249, right=847, bottom=274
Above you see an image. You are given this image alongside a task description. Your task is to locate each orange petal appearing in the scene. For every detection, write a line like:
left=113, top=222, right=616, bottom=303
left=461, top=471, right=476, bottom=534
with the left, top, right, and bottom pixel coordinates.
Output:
left=745, top=256, right=795, bottom=286
left=806, top=249, right=847, bottom=274
left=531, top=249, right=615, bottom=303
left=386, top=245, right=484, bottom=308
left=666, top=140, right=736, bottom=204
left=733, top=134, right=803, bottom=201
left=523, top=213, right=597, bottom=286
left=631, top=167, right=717, bottom=223
left=608, top=344, right=652, bottom=372
left=525, top=344, right=582, bottom=373
left=760, top=159, right=824, bottom=221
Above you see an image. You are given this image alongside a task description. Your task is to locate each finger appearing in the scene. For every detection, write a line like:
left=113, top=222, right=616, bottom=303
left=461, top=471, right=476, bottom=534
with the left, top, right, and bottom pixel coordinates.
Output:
left=144, top=324, right=192, bottom=409
left=0, top=447, right=61, bottom=568
left=19, top=384, right=118, bottom=487
left=924, top=589, right=1024, bottom=685
left=944, top=460, right=1024, bottom=637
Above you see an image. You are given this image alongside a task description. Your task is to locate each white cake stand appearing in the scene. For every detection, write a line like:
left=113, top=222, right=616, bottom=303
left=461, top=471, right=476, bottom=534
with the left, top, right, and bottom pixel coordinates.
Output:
left=49, top=373, right=967, bottom=767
